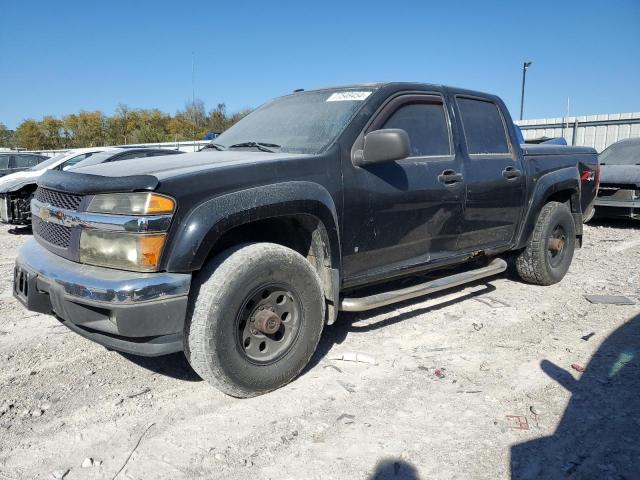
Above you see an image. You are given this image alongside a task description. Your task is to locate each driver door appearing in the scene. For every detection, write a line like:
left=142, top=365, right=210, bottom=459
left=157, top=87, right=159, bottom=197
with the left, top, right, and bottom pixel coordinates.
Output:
left=341, top=93, right=466, bottom=286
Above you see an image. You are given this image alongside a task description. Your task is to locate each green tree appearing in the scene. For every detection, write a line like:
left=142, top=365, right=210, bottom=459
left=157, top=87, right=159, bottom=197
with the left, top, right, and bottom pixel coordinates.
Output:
left=0, top=123, right=15, bottom=148
left=40, top=116, right=64, bottom=149
left=14, top=120, right=45, bottom=149
left=64, top=111, right=106, bottom=147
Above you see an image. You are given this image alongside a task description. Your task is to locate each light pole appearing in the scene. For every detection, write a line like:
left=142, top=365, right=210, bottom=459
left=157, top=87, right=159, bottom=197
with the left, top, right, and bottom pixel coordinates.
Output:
left=520, top=61, right=532, bottom=120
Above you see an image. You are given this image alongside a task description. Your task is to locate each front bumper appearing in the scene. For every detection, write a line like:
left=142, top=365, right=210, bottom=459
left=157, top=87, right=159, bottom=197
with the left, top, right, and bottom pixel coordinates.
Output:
left=14, top=239, right=191, bottom=356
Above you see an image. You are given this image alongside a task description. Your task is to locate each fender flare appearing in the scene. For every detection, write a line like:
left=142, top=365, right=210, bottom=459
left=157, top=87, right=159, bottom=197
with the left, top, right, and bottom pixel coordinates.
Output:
left=164, top=181, right=341, bottom=275
left=514, top=166, right=581, bottom=249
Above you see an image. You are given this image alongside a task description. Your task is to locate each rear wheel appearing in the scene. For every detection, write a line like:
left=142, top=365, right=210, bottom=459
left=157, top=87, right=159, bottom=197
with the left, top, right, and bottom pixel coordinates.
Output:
left=184, top=242, right=325, bottom=397
left=515, top=201, right=576, bottom=285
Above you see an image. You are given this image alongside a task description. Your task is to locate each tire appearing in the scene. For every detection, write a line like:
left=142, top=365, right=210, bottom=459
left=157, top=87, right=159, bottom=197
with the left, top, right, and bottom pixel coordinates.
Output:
left=184, top=242, right=325, bottom=397
left=515, top=201, right=576, bottom=286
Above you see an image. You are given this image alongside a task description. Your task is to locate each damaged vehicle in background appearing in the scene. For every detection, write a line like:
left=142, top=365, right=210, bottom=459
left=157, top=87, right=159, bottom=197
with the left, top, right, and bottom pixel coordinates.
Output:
left=0, top=147, right=183, bottom=225
left=0, top=152, right=48, bottom=177
left=590, top=137, right=640, bottom=221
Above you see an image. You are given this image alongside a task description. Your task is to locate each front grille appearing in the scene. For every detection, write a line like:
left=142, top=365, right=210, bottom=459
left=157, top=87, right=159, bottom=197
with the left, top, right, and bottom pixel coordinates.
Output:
left=35, top=187, right=83, bottom=211
left=33, top=216, right=71, bottom=248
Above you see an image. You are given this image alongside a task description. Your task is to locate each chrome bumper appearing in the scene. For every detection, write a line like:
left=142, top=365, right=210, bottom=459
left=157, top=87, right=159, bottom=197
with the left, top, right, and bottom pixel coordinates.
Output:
left=16, top=239, right=190, bottom=304
left=14, top=239, right=192, bottom=356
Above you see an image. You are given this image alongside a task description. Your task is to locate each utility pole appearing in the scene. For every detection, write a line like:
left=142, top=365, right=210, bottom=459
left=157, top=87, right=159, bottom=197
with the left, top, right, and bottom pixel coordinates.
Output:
left=192, top=51, right=196, bottom=150
left=520, top=61, right=532, bottom=121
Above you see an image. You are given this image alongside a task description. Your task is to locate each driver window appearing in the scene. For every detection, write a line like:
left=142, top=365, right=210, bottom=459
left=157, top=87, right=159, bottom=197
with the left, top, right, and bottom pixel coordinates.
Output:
left=381, top=102, right=451, bottom=157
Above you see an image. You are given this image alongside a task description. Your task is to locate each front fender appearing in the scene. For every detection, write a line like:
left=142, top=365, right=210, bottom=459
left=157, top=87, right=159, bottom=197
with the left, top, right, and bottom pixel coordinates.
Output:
left=515, top=166, right=581, bottom=249
left=164, top=181, right=341, bottom=272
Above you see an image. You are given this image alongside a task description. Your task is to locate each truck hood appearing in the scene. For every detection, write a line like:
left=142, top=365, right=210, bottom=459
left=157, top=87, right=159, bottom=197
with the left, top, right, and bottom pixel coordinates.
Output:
left=0, top=169, right=43, bottom=193
left=599, top=164, right=640, bottom=187
left=71, top=150, right=307, bottom=181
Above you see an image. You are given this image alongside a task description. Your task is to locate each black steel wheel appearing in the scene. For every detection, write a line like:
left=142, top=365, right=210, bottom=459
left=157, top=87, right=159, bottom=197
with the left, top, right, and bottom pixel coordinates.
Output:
left=184, top=243, right=325, bottom=397
left=236, top=285, right=302, bottom=364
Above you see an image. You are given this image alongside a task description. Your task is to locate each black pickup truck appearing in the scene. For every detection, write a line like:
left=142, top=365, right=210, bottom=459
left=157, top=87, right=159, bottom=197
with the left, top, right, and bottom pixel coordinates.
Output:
left=13, top=83, right=598, bottom=397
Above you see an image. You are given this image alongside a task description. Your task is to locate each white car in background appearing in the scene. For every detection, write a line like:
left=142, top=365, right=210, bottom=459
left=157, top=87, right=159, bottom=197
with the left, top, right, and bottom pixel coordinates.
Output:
left=0, top=147, right=115, bottom=224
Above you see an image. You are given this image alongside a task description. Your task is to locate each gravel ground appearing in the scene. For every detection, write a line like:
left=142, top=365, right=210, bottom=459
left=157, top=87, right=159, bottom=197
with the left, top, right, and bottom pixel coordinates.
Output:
left=0, top=221, right=638, bottom=480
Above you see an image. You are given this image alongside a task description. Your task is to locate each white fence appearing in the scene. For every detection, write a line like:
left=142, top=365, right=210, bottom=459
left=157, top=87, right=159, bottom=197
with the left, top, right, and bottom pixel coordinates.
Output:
left=516, top=112, right=640, bottom=152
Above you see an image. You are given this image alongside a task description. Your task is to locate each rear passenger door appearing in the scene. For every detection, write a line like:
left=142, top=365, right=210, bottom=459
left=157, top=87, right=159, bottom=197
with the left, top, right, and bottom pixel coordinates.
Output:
left=452, top=95, right=525, bottom=251
left=341, top=93, right=465, bottom=284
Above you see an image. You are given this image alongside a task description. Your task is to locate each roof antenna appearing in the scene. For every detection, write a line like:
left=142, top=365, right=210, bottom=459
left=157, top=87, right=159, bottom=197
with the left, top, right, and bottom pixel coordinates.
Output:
left=293, top=88, right=304, bottom=92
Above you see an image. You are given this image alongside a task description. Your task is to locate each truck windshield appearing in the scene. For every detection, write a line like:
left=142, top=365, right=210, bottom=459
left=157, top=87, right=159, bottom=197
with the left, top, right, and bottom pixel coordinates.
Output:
left=599, top=138, right=640, bottom=165
left=213, top=90, right=373, bottom=154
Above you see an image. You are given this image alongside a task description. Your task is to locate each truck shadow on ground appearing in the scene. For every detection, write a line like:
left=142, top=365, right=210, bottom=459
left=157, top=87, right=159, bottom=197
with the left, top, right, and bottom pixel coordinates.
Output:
left=588, top=217, right=638, bottom=229
left=120, top=279, right=498, bottom=382
left=7, top=226, right=32, bottom=236
left=511, top=313, right=640, bottom=479
left=118, top=351, right=201, bottom=382
left=309, top=280, right=497, bottom=371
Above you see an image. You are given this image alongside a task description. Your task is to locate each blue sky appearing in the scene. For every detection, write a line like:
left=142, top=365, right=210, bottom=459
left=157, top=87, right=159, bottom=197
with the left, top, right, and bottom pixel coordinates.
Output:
left=1, top=0, right=638, bottom=129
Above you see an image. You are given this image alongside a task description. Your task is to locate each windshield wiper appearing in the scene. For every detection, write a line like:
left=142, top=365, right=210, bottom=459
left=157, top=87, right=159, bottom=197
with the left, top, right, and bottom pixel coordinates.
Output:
left=227, top=141, right=281, bottom=153
left=199, top=142, right=226, bottom=151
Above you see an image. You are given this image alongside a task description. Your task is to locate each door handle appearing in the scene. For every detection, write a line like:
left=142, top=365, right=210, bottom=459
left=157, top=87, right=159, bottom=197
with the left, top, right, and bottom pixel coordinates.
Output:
left=502, top=166, right=522, bottom=180
left=438, top=169, right=464, bottom=185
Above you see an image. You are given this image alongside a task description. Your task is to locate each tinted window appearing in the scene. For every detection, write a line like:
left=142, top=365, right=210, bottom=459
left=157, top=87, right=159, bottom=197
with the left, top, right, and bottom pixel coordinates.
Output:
left=457, top=97, right=510, bottom=154
left=0, top=155, right=9, bottom=169
left=381, top=102, right=450, bottom=157
left=599, top=138, right=640, bottom=165
left=13, top=155, right=42, bottom=168
left=60, top=153, right=93, bottom=170
left=148, top=150, right=179, bottom=157
left=110, top=151, right=148, bottom=161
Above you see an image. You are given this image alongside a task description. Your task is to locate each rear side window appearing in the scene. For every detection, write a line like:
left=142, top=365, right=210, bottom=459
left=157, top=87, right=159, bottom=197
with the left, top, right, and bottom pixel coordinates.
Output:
left=457, top=97, right=510, bottom=155
left=13, top=155, right=42, bottom=168
left=381, top=102, right=450, bottom=157
left=0, top=155, right=9, bottom=169
left=111, top=151, right=148, bottom=161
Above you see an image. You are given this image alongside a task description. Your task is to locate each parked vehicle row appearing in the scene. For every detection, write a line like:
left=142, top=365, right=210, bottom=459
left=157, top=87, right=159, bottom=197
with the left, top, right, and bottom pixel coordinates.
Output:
left=12, top=82, right=599, bottom=397
left=0, top=147, right=182, bottom=225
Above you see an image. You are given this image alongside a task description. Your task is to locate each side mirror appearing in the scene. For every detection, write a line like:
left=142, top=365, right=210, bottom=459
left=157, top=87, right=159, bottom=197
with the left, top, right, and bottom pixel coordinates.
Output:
left=354, top=128, right=411, bottom=166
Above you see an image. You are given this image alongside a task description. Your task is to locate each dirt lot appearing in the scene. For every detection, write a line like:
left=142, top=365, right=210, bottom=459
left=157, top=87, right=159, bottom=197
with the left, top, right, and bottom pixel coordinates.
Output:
left=1, top=221, right=638, bottom=480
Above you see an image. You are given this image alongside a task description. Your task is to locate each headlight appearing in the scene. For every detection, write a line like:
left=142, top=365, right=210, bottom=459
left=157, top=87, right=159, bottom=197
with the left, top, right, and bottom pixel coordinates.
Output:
left=87, top=192, right=175, bottom=215
left=80, top=230, right=167, bottom=272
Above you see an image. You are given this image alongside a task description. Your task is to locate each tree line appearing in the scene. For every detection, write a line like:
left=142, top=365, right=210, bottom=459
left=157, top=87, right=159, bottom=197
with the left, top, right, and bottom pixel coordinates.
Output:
left=0, top=100, right=251, bottom=150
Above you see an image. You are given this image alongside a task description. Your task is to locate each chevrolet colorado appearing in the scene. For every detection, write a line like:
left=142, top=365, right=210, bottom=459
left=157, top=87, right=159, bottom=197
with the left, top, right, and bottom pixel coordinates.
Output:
left=14, top=83, right=598, bottom=397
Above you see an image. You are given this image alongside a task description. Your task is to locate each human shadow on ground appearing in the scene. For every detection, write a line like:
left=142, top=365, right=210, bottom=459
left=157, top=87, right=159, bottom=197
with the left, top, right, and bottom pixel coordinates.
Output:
left=511, top=313, right=640, bottom=479
left=368, top=458, right=419, bottom=479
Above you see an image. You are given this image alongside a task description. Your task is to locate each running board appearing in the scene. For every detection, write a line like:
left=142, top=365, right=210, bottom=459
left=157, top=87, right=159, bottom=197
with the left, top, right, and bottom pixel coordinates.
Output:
left=339, top=258, right=507, bottom=312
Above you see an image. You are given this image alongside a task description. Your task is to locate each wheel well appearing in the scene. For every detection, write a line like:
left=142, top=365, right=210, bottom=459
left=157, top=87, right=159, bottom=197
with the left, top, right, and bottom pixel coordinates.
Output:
left=202, top=215, right=337, bottom=314
left=546, top=189, right=579, bottom=213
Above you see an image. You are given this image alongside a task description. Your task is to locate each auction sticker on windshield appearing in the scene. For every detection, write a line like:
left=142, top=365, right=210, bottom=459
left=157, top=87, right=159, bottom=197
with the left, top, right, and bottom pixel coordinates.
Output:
left=326, top=91, right=372, bottom=102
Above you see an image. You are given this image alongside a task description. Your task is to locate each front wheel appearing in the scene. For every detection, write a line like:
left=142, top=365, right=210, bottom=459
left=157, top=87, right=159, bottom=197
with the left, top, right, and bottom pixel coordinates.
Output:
left=184, top=242, right=325, bottom=397
left=515, top=201, right=576, bottom=286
